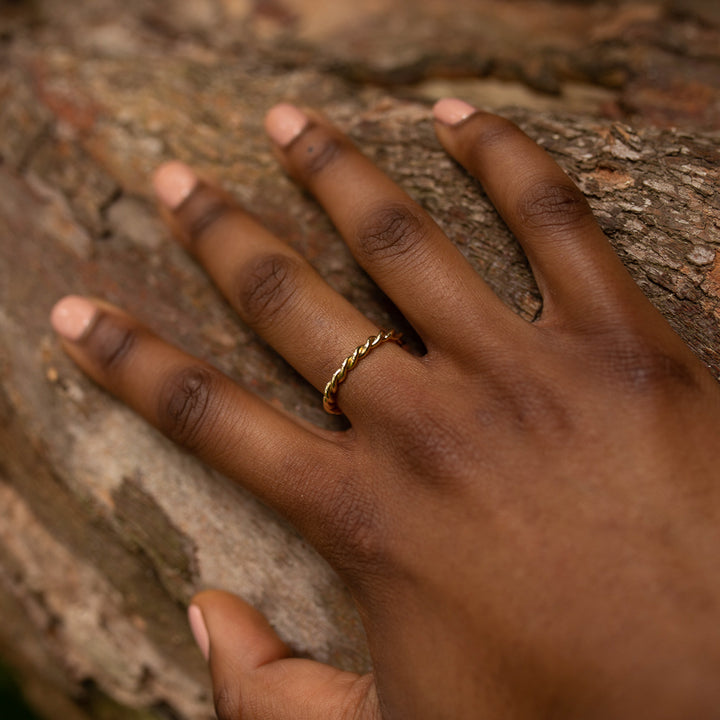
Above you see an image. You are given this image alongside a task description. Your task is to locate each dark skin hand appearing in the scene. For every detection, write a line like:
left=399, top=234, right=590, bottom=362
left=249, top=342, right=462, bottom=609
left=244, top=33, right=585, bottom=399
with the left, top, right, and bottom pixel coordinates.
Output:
left=50, top=98, right=720, bottom=719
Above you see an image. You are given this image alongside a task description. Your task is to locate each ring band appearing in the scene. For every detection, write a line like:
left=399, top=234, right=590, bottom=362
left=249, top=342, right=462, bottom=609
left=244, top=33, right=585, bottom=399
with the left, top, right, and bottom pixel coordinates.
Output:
left=323, top=329, right=403, bottom=415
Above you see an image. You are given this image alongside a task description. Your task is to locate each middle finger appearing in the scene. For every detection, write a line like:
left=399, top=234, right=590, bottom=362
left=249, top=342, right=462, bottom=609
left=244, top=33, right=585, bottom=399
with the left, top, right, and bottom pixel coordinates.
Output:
left=264, top=104, right=520, bottom=357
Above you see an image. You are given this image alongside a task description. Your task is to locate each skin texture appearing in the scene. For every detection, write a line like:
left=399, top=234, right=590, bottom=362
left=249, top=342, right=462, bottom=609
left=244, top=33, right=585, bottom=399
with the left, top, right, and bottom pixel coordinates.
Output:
left=51, top=100, right=720, bottom=719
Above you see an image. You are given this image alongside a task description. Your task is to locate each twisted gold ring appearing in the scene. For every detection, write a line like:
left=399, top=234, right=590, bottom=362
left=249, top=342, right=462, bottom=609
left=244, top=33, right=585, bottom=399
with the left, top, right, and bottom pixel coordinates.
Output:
left=323, top=329, right=403, bottom=415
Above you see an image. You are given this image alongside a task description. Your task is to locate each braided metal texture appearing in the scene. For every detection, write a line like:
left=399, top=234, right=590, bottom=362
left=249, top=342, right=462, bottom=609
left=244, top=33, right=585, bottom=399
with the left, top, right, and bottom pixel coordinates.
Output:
left=322, top=329, right=403, bottom=414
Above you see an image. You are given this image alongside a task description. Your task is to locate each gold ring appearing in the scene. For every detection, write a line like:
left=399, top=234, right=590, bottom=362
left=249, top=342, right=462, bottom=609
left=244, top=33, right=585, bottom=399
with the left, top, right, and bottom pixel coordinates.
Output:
left=323, top=329, right=403, bottom=415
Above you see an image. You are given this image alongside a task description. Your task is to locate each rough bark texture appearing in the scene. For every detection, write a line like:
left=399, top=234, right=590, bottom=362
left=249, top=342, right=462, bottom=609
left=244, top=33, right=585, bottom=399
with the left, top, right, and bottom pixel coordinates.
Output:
left=1, top=1, right=719, bottom=718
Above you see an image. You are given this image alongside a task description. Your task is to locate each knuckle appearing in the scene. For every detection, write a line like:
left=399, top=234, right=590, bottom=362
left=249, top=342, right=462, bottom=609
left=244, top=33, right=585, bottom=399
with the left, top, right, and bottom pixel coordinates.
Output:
left=340, top=676, right=380, bottom=720
left=377, top=378, right=473, bottom=486
left=394, top=406, right=470, bottom=484
left=315, top=479, right=389, bottom=578
left=516, top=178, right=593, bottom=233
left=596, top=335, right=697, bottom=395
left=176, top=183, right=233, bottom=246
left=354, top=202, right=429, bottom=262
left=84, top=313, right=138, bottom=374
left=293, top=126, right=344, bottom=178
left=238, top=253, right=300, bottom=329
left=156, top=365, right=223, bottom=451
left=483, top=371, right=573, bottom=436
left=213, top=683, right=240, bottom=720
left=465, top=113, right=522, bottom=152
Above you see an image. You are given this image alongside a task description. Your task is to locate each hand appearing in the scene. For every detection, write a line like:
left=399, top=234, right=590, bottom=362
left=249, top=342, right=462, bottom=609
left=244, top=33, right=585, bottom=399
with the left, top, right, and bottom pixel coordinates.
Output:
left=50, top=99, right=720, bottom=719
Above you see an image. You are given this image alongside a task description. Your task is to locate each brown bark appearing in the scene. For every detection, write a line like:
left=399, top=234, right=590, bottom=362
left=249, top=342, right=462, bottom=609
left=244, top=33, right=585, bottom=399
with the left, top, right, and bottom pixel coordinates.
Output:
left=1, top=1, right=719, bottom=718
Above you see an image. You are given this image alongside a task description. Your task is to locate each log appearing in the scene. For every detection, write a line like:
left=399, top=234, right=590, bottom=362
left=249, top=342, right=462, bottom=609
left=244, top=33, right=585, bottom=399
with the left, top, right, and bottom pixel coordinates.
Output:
left=1, top=1, right=719, bottom=718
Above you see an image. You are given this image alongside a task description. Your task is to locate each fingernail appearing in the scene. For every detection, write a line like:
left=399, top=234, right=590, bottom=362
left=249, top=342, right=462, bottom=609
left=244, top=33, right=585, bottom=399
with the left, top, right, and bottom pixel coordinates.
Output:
left=50, top=296, right=98, bottom=341
left=188, top=605, right=210, bottom=661
left=264, top=103, right=309, bottom=147
left=433, top=98, right=478, bottom=126
left=153, top=161, right=198, bottom=210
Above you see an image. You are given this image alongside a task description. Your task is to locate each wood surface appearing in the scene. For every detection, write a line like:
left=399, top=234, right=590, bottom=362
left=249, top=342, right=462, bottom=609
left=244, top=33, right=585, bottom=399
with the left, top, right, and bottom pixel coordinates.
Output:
left=1, top=1, right=719, bottom=717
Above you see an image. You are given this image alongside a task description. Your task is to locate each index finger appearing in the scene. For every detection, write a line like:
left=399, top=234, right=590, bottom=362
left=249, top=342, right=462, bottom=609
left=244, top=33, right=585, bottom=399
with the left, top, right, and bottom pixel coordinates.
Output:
left=49, top=296, right=346, bottom=534
left=433, top=99, right=648, bottom=325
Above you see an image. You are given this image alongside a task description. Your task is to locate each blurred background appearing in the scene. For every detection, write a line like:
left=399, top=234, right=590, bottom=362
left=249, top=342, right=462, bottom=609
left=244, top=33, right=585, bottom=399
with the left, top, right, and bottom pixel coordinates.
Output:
left=1, top=660, right=40, bottom=720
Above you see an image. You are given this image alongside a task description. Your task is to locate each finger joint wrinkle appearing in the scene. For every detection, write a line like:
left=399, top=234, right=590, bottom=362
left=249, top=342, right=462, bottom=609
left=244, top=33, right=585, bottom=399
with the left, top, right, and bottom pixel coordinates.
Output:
left=157, top=366, right=220, bottom=450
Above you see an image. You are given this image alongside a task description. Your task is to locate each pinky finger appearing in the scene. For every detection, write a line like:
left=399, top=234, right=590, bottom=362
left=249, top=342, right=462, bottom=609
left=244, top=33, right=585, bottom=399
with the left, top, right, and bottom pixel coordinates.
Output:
left=49, top=295, right=343, bottom=524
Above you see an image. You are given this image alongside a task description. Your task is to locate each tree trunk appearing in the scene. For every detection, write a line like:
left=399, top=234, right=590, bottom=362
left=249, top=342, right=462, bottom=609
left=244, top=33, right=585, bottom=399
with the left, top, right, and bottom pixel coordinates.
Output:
left=1, top=1, right=719, bottom=718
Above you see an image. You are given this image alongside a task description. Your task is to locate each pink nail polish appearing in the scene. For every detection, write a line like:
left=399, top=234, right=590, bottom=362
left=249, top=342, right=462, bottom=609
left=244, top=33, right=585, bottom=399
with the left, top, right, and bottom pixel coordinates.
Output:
left=50, top=296, right=98, bottom=341
left=153, top=161, right=198, bottom=210
left=433, top=98, right=478, bottom=126
left=264, top=103, right=309, bottom=147
left=188, top=605, right=210, bottom=661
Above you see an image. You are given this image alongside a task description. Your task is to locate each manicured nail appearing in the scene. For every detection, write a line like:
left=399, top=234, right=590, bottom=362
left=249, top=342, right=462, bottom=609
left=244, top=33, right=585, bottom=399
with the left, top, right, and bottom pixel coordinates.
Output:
left=188, top=605, right=210, bottom=661
left=153, top=161, right=198, bottom=210
left=433, top=98, right=478, bottom=126
left=50, top=296, right=98, bottom=341
left=264, top=103, right=309, bottom=147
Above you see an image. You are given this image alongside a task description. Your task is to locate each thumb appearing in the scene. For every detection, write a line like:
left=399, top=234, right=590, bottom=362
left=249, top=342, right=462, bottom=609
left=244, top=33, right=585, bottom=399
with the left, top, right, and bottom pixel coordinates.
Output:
left=188, top=590, right=380, bottom=720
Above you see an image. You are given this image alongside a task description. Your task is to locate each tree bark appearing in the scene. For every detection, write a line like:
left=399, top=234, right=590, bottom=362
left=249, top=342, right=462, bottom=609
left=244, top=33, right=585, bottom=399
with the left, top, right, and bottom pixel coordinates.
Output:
left=1, top=1, right=719, bottom=718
